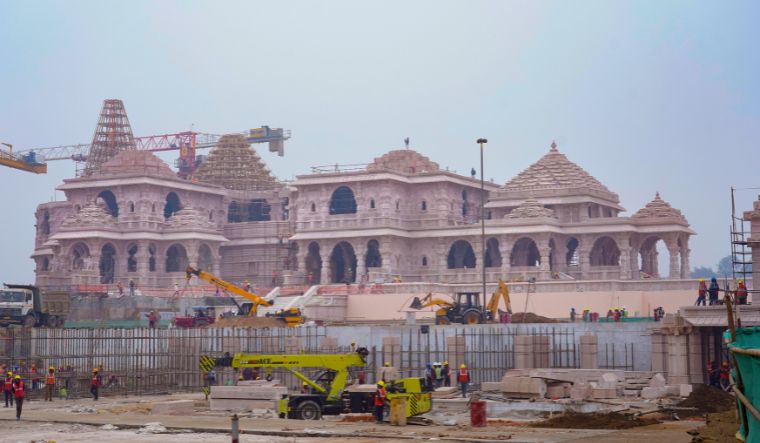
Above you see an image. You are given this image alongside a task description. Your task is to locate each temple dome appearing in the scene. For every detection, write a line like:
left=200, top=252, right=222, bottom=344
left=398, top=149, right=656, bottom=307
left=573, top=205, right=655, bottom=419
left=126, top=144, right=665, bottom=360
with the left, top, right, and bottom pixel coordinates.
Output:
left=504, top=142, right=618, bottom=201
left=164, top=206, right=215, bottom=229
left=632, top=192, right=688, bottom=225
left=95, top=150, right=176, bottom=179
left=194, top=134, right=277, bottom=190
left=367, top=149, right=440, bottom=174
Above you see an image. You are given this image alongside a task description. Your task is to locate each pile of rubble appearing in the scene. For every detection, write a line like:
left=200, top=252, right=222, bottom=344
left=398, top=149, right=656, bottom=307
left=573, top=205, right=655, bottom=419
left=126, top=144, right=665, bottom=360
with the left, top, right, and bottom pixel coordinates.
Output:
left=480, top=369, right=691, bottom=401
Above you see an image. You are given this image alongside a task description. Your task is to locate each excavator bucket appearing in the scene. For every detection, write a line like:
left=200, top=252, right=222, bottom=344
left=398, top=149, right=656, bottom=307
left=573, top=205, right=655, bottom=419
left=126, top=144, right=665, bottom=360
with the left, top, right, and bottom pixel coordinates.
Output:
left=410, top=297, right=424, bottom=310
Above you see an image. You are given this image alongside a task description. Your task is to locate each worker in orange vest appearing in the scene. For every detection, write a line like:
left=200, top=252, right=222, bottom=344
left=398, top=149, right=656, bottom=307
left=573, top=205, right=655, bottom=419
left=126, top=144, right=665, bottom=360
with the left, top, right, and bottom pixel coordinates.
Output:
left=90, top=368, right=102, bottom=401
left=374, top=380, right=386, bottom=424
left=12, top=375, right=24, bottom=420
left=736, top=279, right=748, bottom=305
left=3, top=371, right=13, bottom=407
left=45, top=366, right=56, bottom=401
left=458, top=364, right=470, bottom=398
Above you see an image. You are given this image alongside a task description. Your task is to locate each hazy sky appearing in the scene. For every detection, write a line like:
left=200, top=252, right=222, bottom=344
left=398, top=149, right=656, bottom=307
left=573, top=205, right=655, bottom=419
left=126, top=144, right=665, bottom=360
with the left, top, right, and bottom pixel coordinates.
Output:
left=1, top=0, right=758, bottom=283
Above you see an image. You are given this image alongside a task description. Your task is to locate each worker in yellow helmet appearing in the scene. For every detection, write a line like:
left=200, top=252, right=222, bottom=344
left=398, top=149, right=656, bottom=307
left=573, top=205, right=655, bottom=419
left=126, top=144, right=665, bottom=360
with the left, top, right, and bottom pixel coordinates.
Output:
left=45, top=366, right=56, bottom=402
left=374, top=380, right=386, bottom=424
left=12, top=375, right=24, bottom=420
left=696, top=278, right=708, bottom=306
left=3, top=371, right=13, bottom=408
left=442, top=361, right=451, bottom=387
left=90, top=368, right=102, bottom=401
left=737, top=278, right=748, bottom=305
left=458, top=364, right=469, bottom=398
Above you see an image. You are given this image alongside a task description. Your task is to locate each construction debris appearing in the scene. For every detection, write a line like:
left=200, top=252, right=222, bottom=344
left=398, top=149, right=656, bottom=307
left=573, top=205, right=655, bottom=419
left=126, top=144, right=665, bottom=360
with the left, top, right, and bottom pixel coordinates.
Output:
left=530, top=411, right=661, bottom=429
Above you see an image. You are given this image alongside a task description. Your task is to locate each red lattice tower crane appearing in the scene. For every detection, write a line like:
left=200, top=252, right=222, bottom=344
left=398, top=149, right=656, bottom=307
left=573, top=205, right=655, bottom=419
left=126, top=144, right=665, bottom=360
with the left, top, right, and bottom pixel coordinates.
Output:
left=7, top=99, right=289, bottom=177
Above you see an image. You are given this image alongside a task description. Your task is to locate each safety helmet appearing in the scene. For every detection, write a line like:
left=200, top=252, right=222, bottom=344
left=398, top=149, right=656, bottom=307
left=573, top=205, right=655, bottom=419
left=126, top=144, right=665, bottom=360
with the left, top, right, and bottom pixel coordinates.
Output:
left=49, top=366, right=54, bottom=371
left=377, top=380, right=385, bottom=387
left=443, top=361, right=448, bottom=365
left=93, top=368, right=99, bottom=373
left=14, top=375, right=20, bottom=380
left=460, top=364, right=466, bottom=369
left=722, top=361, right=729, bottom=367
left=699, top=278, right=705, bottom=282
left=6, top=372, right=11, bottom=376
left=303, top=382, right=309, bottom=387
left=384, top=362, right=390, bottom=367
left=738, top=279, right=744, bottom=283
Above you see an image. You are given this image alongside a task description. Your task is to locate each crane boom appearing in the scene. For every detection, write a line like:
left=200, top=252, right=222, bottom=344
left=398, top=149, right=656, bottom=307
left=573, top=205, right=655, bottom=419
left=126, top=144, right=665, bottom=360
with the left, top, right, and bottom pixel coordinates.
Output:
left=0, top=144, right=47, bottom=174
left=185, top=266, right=272, bottom=316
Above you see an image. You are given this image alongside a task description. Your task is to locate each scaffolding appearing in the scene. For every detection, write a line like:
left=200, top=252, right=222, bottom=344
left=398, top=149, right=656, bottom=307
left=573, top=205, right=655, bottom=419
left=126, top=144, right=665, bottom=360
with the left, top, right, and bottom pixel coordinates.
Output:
left=731, top=187, right=754, bottom=283
left=193, top=134, right=278, bottom=191
left=82, top=99, right=136, bottom=176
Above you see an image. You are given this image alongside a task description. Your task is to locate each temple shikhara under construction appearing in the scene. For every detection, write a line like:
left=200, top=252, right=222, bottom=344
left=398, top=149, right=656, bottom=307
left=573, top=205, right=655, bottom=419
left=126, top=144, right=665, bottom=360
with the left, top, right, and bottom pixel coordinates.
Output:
left=32, top=100, right=694, bottom=291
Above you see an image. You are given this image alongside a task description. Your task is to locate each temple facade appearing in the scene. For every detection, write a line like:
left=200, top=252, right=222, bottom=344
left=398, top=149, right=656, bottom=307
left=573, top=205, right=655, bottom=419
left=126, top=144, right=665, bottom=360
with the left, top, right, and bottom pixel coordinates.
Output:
left=32, top=132, right=694, bottom=289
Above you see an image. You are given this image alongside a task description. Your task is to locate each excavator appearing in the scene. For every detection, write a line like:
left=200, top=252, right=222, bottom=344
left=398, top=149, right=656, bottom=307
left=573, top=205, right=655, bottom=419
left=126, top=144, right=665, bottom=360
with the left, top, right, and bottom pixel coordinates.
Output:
left=207, top=347, right=432, bottom=420
left=410, top=278, right=511, bottom=325
left=185, top=266, right=303, bottom=327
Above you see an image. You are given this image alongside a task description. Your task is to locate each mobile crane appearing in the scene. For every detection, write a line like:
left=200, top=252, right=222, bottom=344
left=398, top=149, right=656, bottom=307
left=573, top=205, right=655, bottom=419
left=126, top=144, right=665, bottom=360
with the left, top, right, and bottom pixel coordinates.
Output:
left=209, top=348, right=432, bottom=420
left=410, top=278, right=511, bottom=325
left=185, top=266, right=303, bottom=326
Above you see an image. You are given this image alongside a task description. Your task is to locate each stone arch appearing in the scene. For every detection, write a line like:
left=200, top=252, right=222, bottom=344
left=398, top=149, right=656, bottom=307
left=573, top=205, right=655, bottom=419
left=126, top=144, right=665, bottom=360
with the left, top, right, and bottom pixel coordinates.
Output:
left=165, top=243, right=188, bottom=272
left=330, top=242, right=357, bottom=283
left=97, top=190, right=119, bottom=217
left=164, top=192, right=182, bottom=219
left=590, top=236, right=621, bottom=266
left=485, top=237, right=502, bottom=268
left=71, top=242, right=90, bottom=270
left=369, top=198, right=376, bottom=209
left=421, top=200, right=427, bottom=211
left=305, top=242, right=322, bottom=284
left=422, top=256, right=428, bottom=266
left=511, top=237, right=540, bottom=267
left=639, top=236, right=665, bottom=278
left=365, top=239, right=382, bottom=268
left=151, top=203, right=156, bottom=213
left=41, top=210, right=50, bottom=235
left=248, top=199, right=271, bottom=221
left=566, top=237, right=580, bottom=267
left=99, top=243, right=116, bottom=284
left=329, top=186, right=357, bottom=215
left=447, top=240, right=476, bottom=269
left=129, top=202, right=135, bottom=213
left=148, top=244, right=157, bottom=272
left=127, top=244, right=138, bottom=272
left=310, top=202, right=316, bottom=212
left=198, top=244, right=214, bottom=270
left=41, top=257, right=49, bottom=272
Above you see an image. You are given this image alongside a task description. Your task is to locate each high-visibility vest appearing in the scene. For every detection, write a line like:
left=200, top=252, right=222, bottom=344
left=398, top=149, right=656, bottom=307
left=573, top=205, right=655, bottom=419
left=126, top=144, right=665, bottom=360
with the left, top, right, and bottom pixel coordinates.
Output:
left=458, top=368, right=469, bottom=383
left=46, top=374, right=55, bottom=385
left=374, top=388, right=386, bottom=406
left=13, top=381, right=24, bottom=399
left=3, top=378, right=12, bottom=391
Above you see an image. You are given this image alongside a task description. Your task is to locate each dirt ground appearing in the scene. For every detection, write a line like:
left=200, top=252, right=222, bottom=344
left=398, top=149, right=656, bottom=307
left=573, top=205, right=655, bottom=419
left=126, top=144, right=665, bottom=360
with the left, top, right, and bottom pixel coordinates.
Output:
left=530, top=411, right=661, bottom=429
left=0, top=392, right=706, bottom=443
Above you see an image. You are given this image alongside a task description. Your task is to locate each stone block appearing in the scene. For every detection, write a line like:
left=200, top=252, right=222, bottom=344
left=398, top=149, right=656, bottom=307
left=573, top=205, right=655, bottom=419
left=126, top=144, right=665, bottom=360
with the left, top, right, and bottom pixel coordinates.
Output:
left=640, top=387, right=667, bottom=399
left=545, top=383, right=570, bottom=399
left=210, top=398, right=276, bottom=411
left=211, top=385, right=287, bottom=400
left=599, top=372, right=618, bottom=389
left=623, top=389, right=640, bottom=397
left=480, top=382, right=503, bottom=391
left=498, top=376, right=546, bottom=398
left=665, top=385, right=680, bottom=397
left=151, top=400, right=195, bottom=415
left=679, top=384, right=693, bottom=397
left=569, top=384, right=591, bottom=400
left=591, top=388, right=617, bottom=399
left=649, top=373, right=666, bottom=388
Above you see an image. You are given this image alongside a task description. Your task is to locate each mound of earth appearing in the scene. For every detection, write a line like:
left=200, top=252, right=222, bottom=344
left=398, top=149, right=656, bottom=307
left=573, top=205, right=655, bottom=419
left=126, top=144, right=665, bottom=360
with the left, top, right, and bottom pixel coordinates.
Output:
left=511, top=312, right=557, bottom=323
left=688, top=409, right=739, bottom=443
left=678, top=385, right=736, bottom=415
left=210, top=316, right=287, bottom=328
left=530, top=411, right=659, bottom=429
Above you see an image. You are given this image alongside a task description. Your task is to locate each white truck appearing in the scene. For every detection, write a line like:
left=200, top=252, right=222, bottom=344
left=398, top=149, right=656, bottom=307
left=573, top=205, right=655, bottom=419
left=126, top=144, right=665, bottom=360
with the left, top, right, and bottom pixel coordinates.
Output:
left=0, top=284, right=69, bottom=328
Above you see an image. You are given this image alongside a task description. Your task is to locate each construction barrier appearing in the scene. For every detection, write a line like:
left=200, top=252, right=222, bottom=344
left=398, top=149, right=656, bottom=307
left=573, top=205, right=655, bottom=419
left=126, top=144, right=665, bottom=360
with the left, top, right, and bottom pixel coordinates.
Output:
left=729, top=326, right=760, bottom=443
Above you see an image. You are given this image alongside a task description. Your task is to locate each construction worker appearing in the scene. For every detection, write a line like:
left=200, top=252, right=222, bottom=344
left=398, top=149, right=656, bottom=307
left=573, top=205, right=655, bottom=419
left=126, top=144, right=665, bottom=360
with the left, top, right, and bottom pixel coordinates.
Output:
left=90, top=368, right=102, bottom=400
left=433, top=362, right=443, bottom=387
left=442, top=361, right=451, bottom=387
left=708, top=278, right=720, bottom=305
left=707, top=360, right=719, bottom=387
left=736, top=279, right=748, bottom=305
left=696, top=278, right=707, bottom=306
left=3, top=371, right=13, bottom=407
left=12, top=375, right=24, bottom=420
left=45, top=366, right=55, bottom=401
left=570, top=307, right=576, bottom=323
left=374, top=380, right=386, bottom=424
left=719, top=361, right=730, bottom=390
left=458, top=364, right=469, bottom=398
left=424, top=363, right=433, bottom=389
left=146, top=310, right=158, bottom=329
left=30, top=364, right=39, bottom=391
left=301, top=382, right=310, bottom=394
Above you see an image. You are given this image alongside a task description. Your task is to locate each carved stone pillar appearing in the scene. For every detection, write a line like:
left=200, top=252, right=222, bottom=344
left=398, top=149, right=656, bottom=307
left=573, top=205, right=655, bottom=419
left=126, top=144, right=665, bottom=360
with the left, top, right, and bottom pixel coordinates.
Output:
left=680, top=247, right=691, bottom=279
left=135, top=242, right=150, bottom=282
left=320, top=250, right=331, bottom=284
left=500, top=236, right=511, bottom=279
left=668, top=247, right=680, bottom=280
left=619, top=247, right=631, bottom=280
left=355, top=243, right=367, bottom=282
